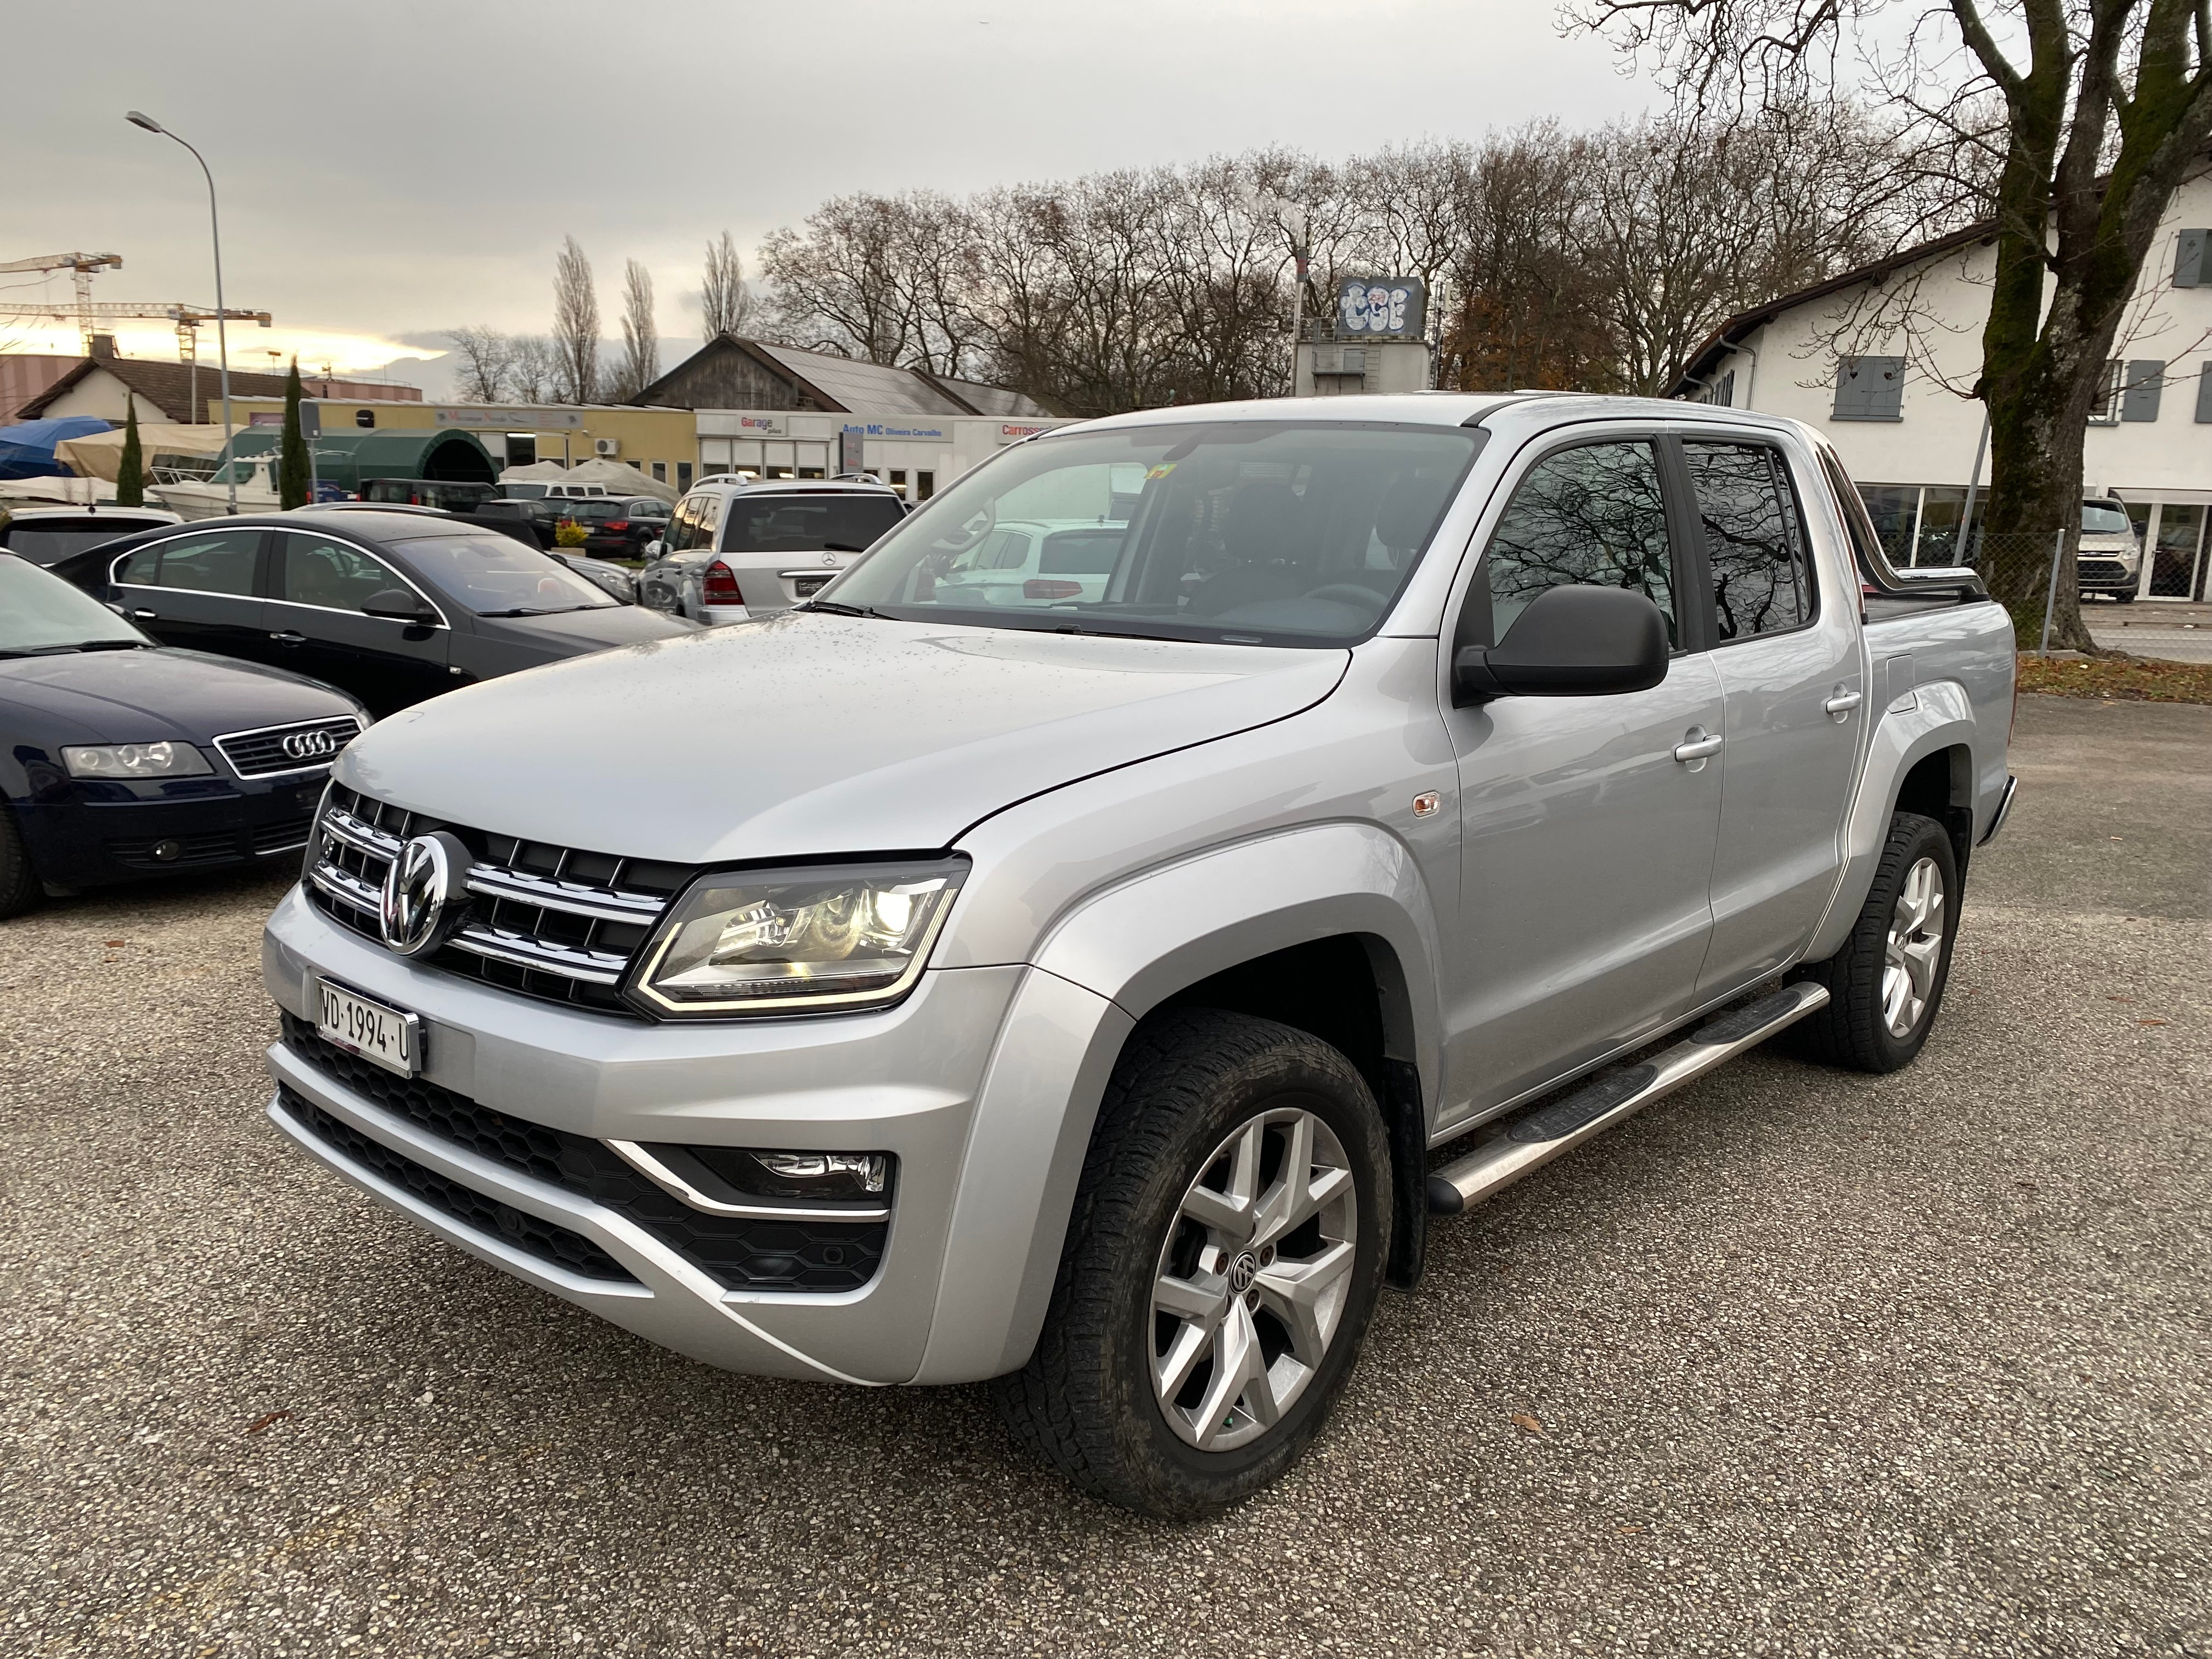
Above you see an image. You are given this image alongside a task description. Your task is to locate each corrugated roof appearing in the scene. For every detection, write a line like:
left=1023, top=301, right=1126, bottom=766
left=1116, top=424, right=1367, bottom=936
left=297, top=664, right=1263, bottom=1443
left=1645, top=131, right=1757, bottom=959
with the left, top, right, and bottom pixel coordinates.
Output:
left=748, top=343, right=972, bottom=415
left=924, top=374, right=1052, bottom=418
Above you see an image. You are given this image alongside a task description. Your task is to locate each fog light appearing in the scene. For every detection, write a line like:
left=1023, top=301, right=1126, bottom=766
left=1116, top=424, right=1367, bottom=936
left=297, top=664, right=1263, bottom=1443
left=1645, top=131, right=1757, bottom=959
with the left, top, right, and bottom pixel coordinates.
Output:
left=683, top=1145, right=893, bottom=1201
left=756, top=1152, right=888, bottom=1193
left=150, top=839, right=183, bottom=862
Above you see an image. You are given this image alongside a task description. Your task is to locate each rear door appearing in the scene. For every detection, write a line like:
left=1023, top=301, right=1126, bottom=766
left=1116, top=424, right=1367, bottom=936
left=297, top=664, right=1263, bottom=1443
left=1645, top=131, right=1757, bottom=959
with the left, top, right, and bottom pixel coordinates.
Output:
left=1440, top=432, right=1727, bottom=1118
left=1677, top=432, right=1865, bottom=995
left=108, top=528, right=270, bottom=663
left=266, top=529, right=452, bottom=714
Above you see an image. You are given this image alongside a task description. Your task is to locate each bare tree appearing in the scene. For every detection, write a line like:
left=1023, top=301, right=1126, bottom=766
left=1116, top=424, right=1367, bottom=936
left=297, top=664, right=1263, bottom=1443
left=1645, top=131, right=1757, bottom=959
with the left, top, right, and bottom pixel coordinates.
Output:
left=552, top=236, right=600, bottom=404
left=508, top=335, right=558, bottom=403
left=1571, top=0, right=2212, bottom=651
left=446, top=324, right=514, bottom=402
left=700, top=230, right=758, bottom=340
left=619, top=260, right=659, bottom=399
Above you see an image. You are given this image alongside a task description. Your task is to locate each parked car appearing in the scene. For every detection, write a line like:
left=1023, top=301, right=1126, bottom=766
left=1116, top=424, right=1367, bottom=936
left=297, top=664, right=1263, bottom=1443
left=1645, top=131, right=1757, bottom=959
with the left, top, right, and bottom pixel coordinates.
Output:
left=0, top=552, right=366, bottom=918
left=2077, top=495, right=2145, bottom=602
left=258, top=394, right=2016, bottom=1518
left=547, top=551, right=638, bottom=604
left=358, top=478, right=503, bottom=513
left=496, top=481, right=607, bottom=501
left=928, top=518, right=1125, bottom=608
left=0, top=506, right=181, bottom=566
left=637, top=478, right=906, bottom=623
left=76, top=509, right=697, bottom=716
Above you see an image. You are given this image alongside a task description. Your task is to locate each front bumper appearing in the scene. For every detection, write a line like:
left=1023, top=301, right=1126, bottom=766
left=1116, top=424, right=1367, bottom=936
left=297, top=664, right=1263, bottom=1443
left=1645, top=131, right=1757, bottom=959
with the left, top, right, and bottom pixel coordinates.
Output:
left=15, top=773, right=327, bottom=890
left=2076, top=558, right=2140, bottom=591
left=261, top=885, right=1030, bottom=1384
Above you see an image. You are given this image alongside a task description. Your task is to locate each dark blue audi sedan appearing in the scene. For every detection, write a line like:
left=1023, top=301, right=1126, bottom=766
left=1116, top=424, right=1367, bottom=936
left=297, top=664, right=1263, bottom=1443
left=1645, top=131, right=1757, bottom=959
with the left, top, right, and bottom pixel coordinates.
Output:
left=0, top=552, right=367, bottom=918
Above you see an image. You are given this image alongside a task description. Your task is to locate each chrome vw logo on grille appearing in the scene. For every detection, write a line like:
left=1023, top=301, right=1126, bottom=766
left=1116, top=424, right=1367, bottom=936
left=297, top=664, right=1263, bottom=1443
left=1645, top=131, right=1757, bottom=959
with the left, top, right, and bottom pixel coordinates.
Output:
left=282, top=728, right=342, bottom=761
left=379, top=831, right=469, bottom=957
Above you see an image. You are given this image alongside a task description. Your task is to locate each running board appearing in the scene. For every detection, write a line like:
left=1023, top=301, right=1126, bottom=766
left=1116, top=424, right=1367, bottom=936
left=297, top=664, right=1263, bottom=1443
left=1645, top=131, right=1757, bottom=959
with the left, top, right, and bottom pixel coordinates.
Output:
left=1425, top=982, right=1831, bottom=1217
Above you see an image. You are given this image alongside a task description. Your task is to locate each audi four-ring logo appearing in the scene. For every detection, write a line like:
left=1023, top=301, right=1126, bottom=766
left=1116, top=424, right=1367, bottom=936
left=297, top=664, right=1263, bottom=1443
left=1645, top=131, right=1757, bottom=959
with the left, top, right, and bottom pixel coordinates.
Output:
left=282, top=728, right=344, bottom=761
left=379, top=832, right=469, bottom=957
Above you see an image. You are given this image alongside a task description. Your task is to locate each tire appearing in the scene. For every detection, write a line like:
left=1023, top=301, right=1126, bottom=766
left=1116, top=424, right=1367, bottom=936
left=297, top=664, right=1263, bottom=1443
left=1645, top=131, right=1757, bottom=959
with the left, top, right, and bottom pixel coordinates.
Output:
left=0, top=805, right=42, bottom=920
left=1790, top=811, right=1959, bottom=1073
left=991, top=1008, right=1392, bottom=1517
left=2113, top=590, right=2137, bottom=604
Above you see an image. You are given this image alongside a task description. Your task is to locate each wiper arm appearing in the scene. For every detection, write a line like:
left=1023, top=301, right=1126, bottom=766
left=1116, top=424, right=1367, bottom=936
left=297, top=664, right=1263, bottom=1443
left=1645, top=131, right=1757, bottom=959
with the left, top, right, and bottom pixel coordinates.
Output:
left=0, top=640, right=146, bottom=657
left=74, top=639, right=147, bottom=652
left=820, top=542, right=867, bottom=553
left=797, top=600, right=889, bottom=618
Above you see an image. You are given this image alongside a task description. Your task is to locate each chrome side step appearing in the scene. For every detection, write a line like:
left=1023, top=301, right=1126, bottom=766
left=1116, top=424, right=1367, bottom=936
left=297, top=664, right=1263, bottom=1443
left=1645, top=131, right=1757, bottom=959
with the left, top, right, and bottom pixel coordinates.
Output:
left=1426, top=981, right=1831, bottom=1217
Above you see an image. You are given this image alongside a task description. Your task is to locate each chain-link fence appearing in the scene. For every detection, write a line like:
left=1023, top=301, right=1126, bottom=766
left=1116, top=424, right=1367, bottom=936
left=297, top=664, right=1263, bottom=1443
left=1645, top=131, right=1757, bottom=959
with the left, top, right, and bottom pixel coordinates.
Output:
left=1876, top=526, right=2079, bottom=651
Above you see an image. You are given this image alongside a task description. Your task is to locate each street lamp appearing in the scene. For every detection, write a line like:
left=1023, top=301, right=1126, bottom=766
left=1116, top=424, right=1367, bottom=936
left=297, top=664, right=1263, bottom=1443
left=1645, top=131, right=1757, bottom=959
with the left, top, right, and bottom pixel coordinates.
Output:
left=126, top=110, right=237, bottom=511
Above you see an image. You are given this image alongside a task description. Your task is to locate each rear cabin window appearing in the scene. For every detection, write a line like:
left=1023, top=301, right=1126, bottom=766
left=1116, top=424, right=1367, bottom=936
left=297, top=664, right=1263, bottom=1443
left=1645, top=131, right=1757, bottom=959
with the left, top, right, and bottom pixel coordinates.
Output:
left=1680, top=442, right=1816, bottom=640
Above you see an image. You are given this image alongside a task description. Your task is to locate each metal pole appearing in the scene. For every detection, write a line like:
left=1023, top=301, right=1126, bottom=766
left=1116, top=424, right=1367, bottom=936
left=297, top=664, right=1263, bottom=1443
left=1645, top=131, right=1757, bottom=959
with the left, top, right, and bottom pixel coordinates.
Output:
left=128, top=114, right=235, bottom=511
left=2039, top=526, right=2065, bottom=656
left=1960, top=404, right=1990, bottom=562
left=1286, top=245, right=1307, bottom=397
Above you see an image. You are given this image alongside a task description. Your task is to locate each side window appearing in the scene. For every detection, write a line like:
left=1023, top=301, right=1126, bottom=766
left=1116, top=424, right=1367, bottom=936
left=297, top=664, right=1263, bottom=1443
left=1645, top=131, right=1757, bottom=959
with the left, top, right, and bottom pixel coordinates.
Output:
left=277, top=533, right=411, bottom=614
left=115, top=546, right=162, bottom=586
left=145, top=530, right=262, bottom=595
left=1480, top=441, right=1677, bottom=645
left=1681, top=442, right=1815, bottom=641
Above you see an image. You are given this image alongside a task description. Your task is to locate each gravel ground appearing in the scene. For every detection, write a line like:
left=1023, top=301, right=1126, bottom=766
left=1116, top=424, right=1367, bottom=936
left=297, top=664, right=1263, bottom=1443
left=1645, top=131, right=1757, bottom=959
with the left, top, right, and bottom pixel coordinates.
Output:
left=2, top=694, right=2207, bottom=1658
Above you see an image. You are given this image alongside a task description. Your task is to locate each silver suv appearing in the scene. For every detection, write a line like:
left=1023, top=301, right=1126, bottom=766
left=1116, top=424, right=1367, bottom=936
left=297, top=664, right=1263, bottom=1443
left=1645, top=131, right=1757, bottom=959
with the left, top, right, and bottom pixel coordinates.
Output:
left=263, top=394, right=2016, bottom=1517
left=636, top=478, right=907, bottom=624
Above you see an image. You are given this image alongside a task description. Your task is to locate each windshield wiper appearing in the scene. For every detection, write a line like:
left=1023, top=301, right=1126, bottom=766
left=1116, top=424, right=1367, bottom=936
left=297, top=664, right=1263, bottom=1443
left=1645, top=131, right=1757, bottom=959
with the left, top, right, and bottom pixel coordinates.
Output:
left=0, top=640, right=148, bottom=657
left=477, top=605, right=603, bottom=617
left=797, top=600, right=889, bottom=618
left=74, top=639, right=147, bottom=651
left=820, top=541, right=867, bottom=554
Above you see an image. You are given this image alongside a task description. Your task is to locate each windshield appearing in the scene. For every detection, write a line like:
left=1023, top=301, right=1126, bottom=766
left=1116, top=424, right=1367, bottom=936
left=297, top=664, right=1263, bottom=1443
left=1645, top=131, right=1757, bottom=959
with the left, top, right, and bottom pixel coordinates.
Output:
left=384, top=530, right=619, bottom=613
left=1, top=525, right=144, bottom=565
left=0, top=555, right=150, bottom=654
left=822, top=422, right=1482, bottom=644
left=724, top=495, right=905, bottom=555
left=2081, top=501, right=2134, bottom=535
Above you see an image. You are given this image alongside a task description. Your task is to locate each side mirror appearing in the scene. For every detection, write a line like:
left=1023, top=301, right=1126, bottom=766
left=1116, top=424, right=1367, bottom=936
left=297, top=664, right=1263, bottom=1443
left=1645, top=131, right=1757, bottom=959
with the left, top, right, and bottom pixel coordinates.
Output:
left=361, top=589, right=438, bottom=625
left=644, top=538, right=666, bottom=558
left=1453, top=584, right=1668, bottom=703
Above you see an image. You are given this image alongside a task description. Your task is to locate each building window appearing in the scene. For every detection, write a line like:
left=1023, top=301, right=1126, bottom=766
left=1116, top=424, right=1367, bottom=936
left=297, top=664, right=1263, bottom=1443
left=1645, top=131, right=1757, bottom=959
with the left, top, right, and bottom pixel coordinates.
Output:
left=2175, top=229, right=2212, bottom=287
left=2089, top=360, right=2123, bottom=424
left=1832, top=357, right=1904, bottom=421
left=917, top=471, right=935, bottom=500
left=651, top=461, right=667, bottom=482
left=354, top=408, right=376, bottom=428
left=676, top=461, right=693, bottom=489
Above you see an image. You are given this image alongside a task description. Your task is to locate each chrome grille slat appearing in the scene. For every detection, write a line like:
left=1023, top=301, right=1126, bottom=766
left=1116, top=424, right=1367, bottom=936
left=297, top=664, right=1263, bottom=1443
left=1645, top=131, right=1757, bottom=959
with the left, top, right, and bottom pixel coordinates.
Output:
left=464, top=865, right=667, bottom=923
left=305, top=785, right=686, bottom=1016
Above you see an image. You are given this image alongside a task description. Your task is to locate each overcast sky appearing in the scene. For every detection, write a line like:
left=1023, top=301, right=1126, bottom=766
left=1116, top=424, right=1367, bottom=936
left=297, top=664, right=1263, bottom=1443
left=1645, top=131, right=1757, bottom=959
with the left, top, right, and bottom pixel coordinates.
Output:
left=7, top=1, right=1657, bottom=394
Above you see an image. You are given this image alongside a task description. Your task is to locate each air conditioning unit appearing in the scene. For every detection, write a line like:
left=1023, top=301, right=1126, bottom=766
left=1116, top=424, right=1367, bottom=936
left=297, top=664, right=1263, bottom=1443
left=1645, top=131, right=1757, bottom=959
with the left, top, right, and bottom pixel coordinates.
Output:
left=592, top=438, right=621, bottom=458
left=1308, top=346, right=1367, bottom=377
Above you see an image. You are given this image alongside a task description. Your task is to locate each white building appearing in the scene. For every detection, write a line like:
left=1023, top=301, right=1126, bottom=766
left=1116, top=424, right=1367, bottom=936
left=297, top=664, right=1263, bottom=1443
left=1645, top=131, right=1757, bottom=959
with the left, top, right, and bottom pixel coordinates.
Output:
left=1671, top=171, right=2212, bottom=602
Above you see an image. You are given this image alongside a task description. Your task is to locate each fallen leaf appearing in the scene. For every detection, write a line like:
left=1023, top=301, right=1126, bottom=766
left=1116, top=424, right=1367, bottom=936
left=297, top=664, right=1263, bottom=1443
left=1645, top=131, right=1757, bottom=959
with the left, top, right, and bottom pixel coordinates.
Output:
left=2139, top=1018, right=2169, bottom=1026
left=2015, top=1180, right=2036, bottom=1191
left=104, top=939, right=125, bottom=947
left=244, top=1409, right=291, bottom=1436
left=1510, top=1412, right=1545, bottom=1435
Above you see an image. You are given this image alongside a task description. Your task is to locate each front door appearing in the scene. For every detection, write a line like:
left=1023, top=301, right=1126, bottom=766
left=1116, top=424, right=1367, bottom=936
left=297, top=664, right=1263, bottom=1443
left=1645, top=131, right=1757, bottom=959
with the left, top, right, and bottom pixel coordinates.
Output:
left=1679, top=437, right=1864, bottom=995
left=108, top=528, right=270, bottom=665
left=1441, top=435, right=1726, bottom=1120
left=266, top=530, right=451, bottom=714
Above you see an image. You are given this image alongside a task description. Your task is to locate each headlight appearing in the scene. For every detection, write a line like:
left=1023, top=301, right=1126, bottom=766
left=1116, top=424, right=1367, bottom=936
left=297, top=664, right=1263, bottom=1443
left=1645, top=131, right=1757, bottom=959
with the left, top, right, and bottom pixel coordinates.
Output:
left=627, top=857, right=966, bottom=1018
left=61, top=741, right=213, bottom=780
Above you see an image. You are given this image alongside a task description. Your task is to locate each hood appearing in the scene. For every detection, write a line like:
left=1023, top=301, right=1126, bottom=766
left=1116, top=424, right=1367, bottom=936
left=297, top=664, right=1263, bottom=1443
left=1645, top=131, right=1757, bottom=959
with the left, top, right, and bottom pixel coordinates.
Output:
left=340, top=611, right=1348, bottom=864
left=0, top=647, right=360, bottom=744
left=482, top=604, right=697, bottom=655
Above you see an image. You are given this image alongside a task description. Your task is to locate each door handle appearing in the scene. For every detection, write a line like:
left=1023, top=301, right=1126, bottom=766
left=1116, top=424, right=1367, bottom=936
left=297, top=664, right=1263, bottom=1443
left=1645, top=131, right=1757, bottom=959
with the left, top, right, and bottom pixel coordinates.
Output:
left=1673, top=733, right=1724, bottom=762
left=1824, top=689, right=1864, bottom=716
left=131, top=608, right=157, bottom=620
left=268, top=631, right=306, bottom=645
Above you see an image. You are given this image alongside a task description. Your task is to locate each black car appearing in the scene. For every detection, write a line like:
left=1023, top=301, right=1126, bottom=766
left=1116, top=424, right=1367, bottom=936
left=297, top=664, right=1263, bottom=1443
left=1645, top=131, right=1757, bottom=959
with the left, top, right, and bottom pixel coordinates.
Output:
left=0, top=506, right=182, bottom=566
left=63, top=509, right=698, bottom=716
left=0, top=553, right=367, bottom=918
left=551, top=495, right=672, bottom=557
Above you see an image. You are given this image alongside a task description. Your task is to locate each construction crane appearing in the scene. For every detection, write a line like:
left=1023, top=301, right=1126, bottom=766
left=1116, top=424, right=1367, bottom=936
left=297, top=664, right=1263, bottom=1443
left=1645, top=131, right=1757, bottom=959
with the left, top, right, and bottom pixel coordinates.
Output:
left=1, top=251, right=269, bottom=358
left=0, top=252, right=124, bottom=349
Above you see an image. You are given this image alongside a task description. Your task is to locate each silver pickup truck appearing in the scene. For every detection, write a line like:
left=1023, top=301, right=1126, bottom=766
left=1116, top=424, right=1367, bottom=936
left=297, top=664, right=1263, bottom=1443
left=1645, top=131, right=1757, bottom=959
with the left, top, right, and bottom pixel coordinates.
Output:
left=261, top=394, right=2016, bottom=1517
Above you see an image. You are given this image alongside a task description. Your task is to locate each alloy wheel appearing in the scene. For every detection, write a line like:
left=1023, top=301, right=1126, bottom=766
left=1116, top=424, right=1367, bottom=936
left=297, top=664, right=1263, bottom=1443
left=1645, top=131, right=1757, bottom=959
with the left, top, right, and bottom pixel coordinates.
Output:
left=1150, top=1105, right=1358, bottom=1452
left=1882, top=855, right=1946, bottom=1038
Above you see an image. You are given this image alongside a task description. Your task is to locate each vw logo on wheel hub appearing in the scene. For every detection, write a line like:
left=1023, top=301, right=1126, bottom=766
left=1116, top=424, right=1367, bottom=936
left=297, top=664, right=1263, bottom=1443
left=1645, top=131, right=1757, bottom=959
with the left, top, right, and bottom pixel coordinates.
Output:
left=282, top=728, right=343, bottom=761
left=379, top=831, right=470, bottom=957
left=1227, top=1251, right=1259, bottom=1295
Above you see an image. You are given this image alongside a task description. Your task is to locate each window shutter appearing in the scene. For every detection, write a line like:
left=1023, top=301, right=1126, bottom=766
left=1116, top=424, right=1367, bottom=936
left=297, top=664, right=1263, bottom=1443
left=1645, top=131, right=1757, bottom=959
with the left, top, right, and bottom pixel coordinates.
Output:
left=2197, top=364, right=2212, bottom=424
left=1833, top=356, right=1904, bottom=420
left=2121, top=360, right=2164, bottom=422
left=2176, top=230, right=2209, bottom=288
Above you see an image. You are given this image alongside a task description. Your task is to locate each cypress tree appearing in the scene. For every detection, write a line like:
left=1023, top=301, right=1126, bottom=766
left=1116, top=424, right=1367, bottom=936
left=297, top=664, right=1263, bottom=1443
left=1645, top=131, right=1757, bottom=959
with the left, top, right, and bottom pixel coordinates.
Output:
left=278, top=359, right=311, bottom=510
left=116, top=395, right=145, bottom=507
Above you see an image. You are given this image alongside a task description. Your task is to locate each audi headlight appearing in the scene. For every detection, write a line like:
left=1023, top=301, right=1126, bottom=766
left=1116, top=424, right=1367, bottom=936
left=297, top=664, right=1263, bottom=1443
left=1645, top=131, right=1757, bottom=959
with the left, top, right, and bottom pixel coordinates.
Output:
left=627, top=858, right=966, bottom=1018
left=62, top=741, right=213, bottom=780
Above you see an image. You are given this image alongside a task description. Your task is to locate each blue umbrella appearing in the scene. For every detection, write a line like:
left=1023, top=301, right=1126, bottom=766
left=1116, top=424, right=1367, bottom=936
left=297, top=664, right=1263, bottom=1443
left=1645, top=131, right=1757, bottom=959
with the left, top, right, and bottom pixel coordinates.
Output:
left=0, top=417, right=114, bottom=481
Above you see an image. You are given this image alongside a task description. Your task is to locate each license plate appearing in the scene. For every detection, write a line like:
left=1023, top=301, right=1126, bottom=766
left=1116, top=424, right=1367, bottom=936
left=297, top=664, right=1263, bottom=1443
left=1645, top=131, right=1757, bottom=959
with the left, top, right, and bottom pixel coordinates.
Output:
left=793, top=575, right=829, bottom=597
left=315, top=978, right=421, bottom=1077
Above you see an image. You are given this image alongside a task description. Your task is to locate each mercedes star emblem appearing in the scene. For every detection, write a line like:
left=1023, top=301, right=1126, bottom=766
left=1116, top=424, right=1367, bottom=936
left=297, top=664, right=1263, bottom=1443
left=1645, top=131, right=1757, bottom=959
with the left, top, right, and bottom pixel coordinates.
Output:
left=379, top=831, right=470, bottom=957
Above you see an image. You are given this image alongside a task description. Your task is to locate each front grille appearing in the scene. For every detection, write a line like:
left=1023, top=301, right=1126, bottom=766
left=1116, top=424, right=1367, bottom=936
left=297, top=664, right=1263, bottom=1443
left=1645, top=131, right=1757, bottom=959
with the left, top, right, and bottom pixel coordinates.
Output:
left=306, top=784, right=690, bottom=1015
left=281, top=1016, right=890, bottom=1293
left=215, top=716, right=363, bottom=778
left=279, top=1085, right=637, bottom=1282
